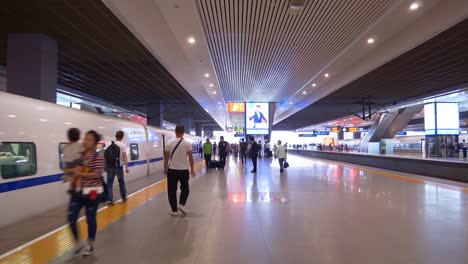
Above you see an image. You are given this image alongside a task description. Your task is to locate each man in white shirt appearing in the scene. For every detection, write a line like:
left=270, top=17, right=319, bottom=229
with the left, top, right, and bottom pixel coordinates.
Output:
left=274, top=140, right=287, bottom=173
left=164, top=125, right=196, bottom=216
left=106, top=130, right=129, bottom=206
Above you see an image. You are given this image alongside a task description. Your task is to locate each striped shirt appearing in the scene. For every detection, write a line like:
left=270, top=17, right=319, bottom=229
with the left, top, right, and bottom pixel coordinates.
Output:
left=81, top=151, right=105, bottom=187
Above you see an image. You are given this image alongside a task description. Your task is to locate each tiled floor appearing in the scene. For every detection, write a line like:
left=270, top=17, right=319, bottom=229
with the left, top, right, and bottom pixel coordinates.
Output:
left=49, top=154, right=468, bottom=264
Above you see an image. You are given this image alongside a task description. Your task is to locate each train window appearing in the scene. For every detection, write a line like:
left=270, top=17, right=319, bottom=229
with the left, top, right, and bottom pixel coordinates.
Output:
left=130, top=143, right=139, bottom=160
left=0, top=142, right=37, bottom=179
left=97, top=143, right=106, bottom=153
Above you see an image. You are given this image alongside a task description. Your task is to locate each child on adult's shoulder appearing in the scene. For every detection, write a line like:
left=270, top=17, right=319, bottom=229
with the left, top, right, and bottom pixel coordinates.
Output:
left=63, top=128, right=84, bottom=194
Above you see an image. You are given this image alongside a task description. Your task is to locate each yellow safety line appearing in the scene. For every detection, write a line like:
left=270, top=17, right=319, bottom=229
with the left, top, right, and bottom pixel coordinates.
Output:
left=0, top=161, right=204, bottom=264
left=315, top=158, right=468, bottom=194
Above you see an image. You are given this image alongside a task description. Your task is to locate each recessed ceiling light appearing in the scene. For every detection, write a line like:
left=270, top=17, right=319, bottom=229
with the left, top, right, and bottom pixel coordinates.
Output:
left=39, top=119, right=48, bottom=122
left=209, top=83, right=214, bottom=87
left=65, top=122, right=72, bottom=125
left=289, top=101, right=293, bottom=104
left=204, top=73, right=210, bottom=78
left=7, top=114, right=16, bottom=118
left=409, top=2, right=419, bottom=10
left=187, top=36, right=196, bottom=44
left=302, top=91, right=307, bottom=95
left=218, top=102, right=221, bottom=105
left=324, top=73, right=329, bottom=78
left=367, top=38, right=375, bottom=44
left=312, top=83, right=316, bottom=87
left=213, top=91, right=217, bottom=94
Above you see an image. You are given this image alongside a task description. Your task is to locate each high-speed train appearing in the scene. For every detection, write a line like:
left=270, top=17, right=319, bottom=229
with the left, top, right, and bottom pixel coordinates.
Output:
left=0, top=91, right=202, bottom=227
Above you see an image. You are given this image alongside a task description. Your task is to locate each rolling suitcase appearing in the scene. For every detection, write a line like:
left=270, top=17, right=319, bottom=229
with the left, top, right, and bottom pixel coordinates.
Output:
left=210, top=160, right=221, bottom=169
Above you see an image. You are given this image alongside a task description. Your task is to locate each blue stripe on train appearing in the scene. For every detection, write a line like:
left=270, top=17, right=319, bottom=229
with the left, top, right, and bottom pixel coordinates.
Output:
left=0, top=157, right=163, bottom=193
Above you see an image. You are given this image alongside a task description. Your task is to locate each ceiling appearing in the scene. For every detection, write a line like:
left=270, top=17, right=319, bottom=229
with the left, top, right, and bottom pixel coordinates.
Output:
left=274, top=17, right=468, bottom=130
left=0, top=0, right=221, bottom=129
left=196, top=0, right=394, bottom=102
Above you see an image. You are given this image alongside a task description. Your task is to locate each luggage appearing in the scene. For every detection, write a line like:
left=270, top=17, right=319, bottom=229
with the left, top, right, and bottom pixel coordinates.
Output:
left=104, top=141, right=120, bottom=167
left=209, top=160, right=221, bottom=169
left=284, top=162, right=289, bottom=168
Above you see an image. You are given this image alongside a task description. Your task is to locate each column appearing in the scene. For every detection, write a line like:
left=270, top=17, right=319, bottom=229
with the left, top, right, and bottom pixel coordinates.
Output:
left=195, top=123, right=202, bottom=137
left=180, top=117, right=192, bottom=133
left=7, top=34, right=58, bottom=103
left=147, top=103, right=164, bottom=128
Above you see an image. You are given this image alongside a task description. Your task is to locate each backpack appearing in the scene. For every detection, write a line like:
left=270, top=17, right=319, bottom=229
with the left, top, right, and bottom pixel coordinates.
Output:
left=104, top=141, right=121, bottom=167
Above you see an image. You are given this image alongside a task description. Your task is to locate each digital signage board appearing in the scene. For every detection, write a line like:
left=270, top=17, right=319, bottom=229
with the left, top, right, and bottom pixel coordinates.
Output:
left=245, top=102, right=269, bottom=135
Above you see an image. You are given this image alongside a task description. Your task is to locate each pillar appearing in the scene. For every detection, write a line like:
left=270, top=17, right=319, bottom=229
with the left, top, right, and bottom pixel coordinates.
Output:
left=7, top=34, right=58, bottom=103
left=180, top=117, right=192, bottom=133
left=195, top=123, right=202, bottom=137
left=204, top=128, right=213, bottom=138
left=147, top=103, right=164, bottom=127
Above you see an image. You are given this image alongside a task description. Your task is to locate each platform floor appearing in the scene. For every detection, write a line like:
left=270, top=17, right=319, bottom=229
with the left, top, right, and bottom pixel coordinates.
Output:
left=2, top=154, right=468, bottom=264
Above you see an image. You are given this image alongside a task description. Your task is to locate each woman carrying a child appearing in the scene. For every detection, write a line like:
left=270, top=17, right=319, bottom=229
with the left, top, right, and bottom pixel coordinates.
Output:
left=65, top=130, right=105, bottom=256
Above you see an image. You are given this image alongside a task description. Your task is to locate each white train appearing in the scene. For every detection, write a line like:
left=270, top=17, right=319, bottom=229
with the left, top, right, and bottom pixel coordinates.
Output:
left=0, top=91, right=202, bottom=228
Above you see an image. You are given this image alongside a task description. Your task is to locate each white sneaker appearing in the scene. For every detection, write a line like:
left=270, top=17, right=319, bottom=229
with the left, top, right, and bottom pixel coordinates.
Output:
left=71, top=243, right=84, bottom=256
left=178, top=205, right=188, bottom=216
left=82, top=243, right=94, bottom=256
left=170, top=211, right=179, bottom=217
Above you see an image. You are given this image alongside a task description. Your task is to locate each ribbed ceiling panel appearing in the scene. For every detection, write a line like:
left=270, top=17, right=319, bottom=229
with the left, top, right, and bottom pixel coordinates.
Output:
left=196, top=0, right=393, bottom=102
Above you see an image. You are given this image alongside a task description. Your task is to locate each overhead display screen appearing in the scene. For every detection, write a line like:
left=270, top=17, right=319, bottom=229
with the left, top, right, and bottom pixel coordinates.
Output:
left=228, top=102, right=245, bottom=113
left=436, top=103, right=459, bottom=135
left=245, top=102, right=269, bottom=135
left=424, top=103, right=436, bottom=135
left=424, top=102, right=459, bottom=135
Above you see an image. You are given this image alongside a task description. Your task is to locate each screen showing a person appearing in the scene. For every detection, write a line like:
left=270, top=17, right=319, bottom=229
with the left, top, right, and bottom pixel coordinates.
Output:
left=245, top=103, right=269, bottom=135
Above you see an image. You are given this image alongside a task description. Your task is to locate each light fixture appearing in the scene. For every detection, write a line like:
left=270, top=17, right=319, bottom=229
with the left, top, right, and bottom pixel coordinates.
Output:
left=218, top=102, right=221, bottom=105
left=302, top=91, right=307, bottom=95
left=8, top=115, right=16, bottom=118
left=209, top=83, right=214, bottom=87
left=367, top=38, right=375, bottom=44
left=289, top=102, right=293, bottom=105
left=409, top=2, right=419, bottom=10
left=312, top=83, right=317, bottom=87
left=204, top=73, right=210, bottom=78
left=213, top=91, right=217, bottom=94
left=65, top=122, right=72, bottom=125
left=187, top=36, right=196, bottom=44
left=324, top=73, right=329, bottom=78
left=39, top=119, right=48, bottom=122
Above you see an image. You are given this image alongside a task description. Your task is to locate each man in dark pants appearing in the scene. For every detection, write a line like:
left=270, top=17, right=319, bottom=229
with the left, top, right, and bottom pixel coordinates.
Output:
left=203, top=138, right=213, bottom=169
left=463, top=139, right=467, bottom=158
left=106, top=131, right=129, bottom=206
left=164, top=125, right=196, bottom=216
left=250, top=139, right=259, bottom=173
left=239, top=138, right=248, bottom=165
left=218, top=136, right=229, bottom=169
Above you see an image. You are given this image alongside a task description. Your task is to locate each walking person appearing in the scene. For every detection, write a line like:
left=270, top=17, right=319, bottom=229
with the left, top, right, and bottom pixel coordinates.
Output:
left=274, top=140, right=287, bottom=173
left=213, top=142, right=217, bottom=158
left=198, top=141, right=204, bottom=158
left=164, top=125, right=196, bottom=216
left=203, top=138, right=213, bottom=169
left=67, top=130, right=105, bottom=256
left=463, top=139, right=467, bottom=159
left=105, top=131, right=129, bottom=206
left=250, top=139, right=259, bottom=173
left=218, top=136, right=229, bottom=169
left=239, top=138, right=248, bottom=165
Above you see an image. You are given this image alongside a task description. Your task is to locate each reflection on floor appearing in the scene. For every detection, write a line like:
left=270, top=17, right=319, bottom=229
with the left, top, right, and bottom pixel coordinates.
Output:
left=298, top=149, right=468, bottom=163
left=41, top=154, right=468, bottom=263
